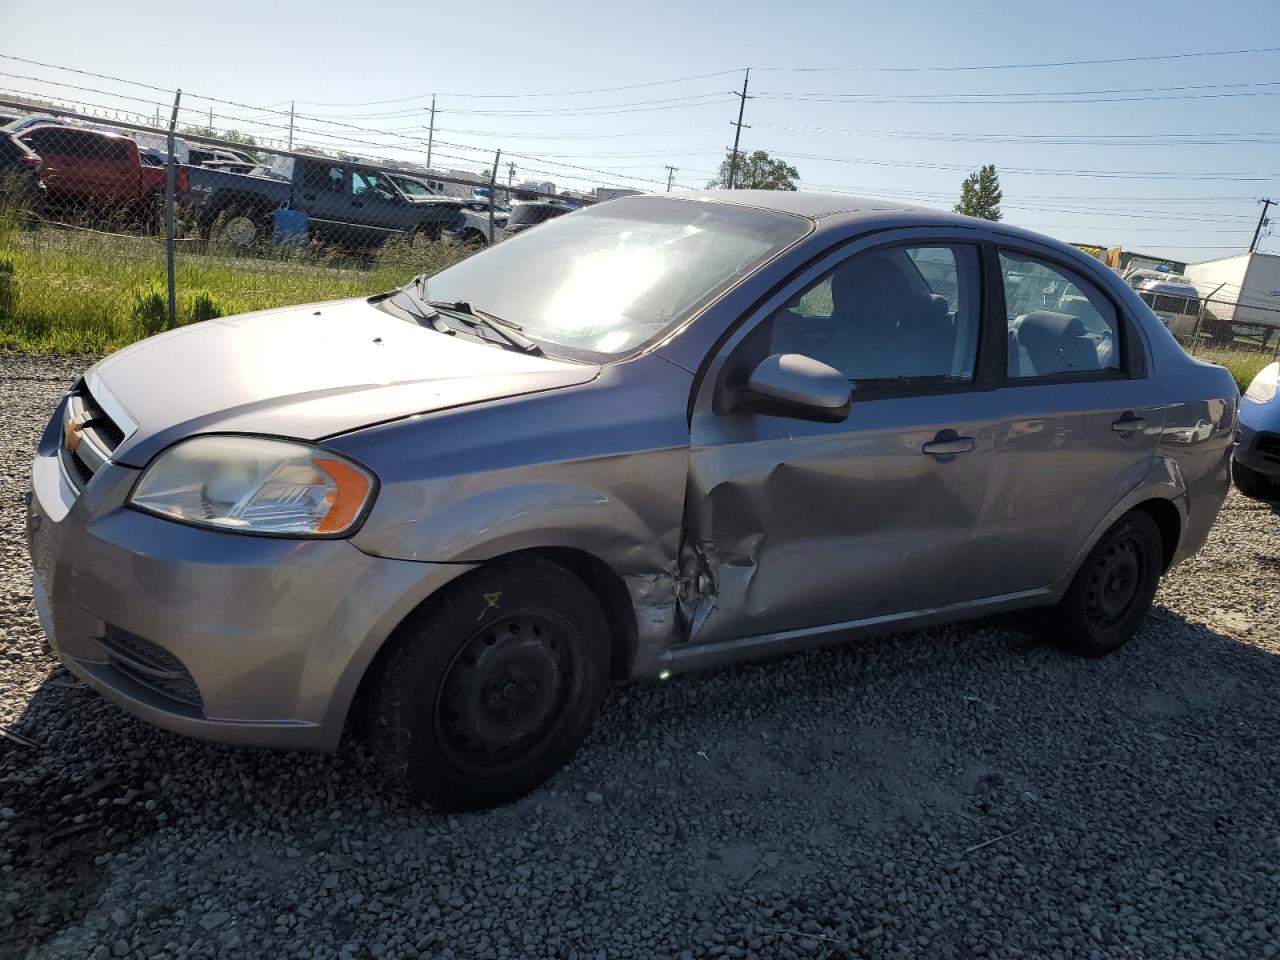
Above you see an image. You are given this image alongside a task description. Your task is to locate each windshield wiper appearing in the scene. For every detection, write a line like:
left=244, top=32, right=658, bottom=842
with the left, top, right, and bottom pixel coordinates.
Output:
left=423, top=299, right=542, bottom=354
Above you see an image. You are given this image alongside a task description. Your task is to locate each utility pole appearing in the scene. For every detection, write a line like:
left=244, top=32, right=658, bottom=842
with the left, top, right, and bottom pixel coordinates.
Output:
left=727, top=68, right=751, bottom=189
left=1251, top=198, right=1273, bottom=253
left=287, top=100, right=295, bottom=151
left=507, top=161, right=516, bottom=186
left=426, top=95, right=436, bottom=171
left=208, top=105, right=213, bottom=130
left=665, top=165, right=678, bottom=192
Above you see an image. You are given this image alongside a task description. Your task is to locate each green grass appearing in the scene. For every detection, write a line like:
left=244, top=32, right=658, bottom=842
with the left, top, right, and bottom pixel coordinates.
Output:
left=1193, top=345, right=1274, bottom=393
left=0, top=208, right=466, bottom=355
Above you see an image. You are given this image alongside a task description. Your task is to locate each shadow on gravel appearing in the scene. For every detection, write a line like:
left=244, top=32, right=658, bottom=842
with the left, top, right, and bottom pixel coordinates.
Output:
left=4, top=601, right=1279, bottom=957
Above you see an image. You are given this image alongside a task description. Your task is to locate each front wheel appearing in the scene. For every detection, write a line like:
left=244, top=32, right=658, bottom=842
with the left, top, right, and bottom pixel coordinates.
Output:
left=1050, top=510, right=1163, bottom=657
left=1233, top=458, right=1280, bottom=502
left=367, top=556, right=610, bottom=811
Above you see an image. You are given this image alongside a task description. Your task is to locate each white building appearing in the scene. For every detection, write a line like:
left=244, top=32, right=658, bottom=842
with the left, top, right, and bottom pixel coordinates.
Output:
left=1184, top=251, right=1280, bottom=329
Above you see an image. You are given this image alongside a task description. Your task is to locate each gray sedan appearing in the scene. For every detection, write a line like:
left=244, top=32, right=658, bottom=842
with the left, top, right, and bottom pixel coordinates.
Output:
left=26, top=191, right=1237, bottom=810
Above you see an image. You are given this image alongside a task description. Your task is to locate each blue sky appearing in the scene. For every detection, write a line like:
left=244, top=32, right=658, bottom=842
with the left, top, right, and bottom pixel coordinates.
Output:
left=2, top=0, right=1278, bottom=262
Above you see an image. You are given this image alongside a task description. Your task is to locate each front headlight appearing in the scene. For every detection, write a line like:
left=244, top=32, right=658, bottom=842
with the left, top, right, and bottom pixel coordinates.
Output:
left=130, top=436, right=375, bottom=537
left=1246, top=362, right=1279, bottom=404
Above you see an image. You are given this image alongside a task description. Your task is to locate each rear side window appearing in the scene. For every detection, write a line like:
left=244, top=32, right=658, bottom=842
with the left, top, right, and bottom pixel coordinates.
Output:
left=98, top=137, right=131, bottom=162
left=0, top=134, right=25, bottom=162
left=999, top=251, right=1122, bottom=379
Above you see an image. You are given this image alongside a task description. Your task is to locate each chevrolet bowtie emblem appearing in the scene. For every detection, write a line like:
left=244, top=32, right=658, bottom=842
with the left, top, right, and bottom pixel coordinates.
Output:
left=64, top=412, right=89, bottom=454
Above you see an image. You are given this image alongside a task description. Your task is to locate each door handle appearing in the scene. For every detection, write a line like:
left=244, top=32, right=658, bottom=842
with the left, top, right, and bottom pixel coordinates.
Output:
left=922, top=435, right=977, bottom=455
left=1111, top=413, right=1148, bottom=434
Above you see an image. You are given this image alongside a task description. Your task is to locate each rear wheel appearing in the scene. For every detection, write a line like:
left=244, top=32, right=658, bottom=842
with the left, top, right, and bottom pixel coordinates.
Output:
left=1050, top=510, right=1163, bottom=657
left=367, top=556, right=610, bottom=811
left=1233, top=458, right=1280, bottom=501
left=210, top=204, right=267, bottom=247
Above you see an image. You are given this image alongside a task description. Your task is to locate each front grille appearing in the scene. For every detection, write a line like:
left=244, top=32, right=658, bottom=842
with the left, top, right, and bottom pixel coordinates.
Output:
left=59, top=381, right=126, bottom=490
left=1256, top=433, right=1280, bottom=464
left=98, top=627, right=203, bottom=710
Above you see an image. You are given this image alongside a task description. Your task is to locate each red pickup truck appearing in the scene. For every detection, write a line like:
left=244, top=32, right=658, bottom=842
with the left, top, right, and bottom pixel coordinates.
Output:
left=16, top=124, right=187, bottom=225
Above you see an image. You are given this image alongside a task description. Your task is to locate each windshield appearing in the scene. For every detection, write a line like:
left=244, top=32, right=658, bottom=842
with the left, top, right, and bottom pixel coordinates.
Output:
left=420, top=197, right=809, bottom=356
left=397, top=178, right=431, bottom=196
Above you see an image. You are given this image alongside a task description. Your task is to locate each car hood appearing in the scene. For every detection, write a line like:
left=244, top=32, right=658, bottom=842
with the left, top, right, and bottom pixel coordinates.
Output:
left=90, top=297, right=600, bottom=467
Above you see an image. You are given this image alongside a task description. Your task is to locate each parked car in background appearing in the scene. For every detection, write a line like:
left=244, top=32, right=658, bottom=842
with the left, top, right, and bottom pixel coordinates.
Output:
left=389, top=174, right=505, bottom=244
left=27, top=191, right=1236, bottom=811
left=16, top=125, right=184, bottom=225
left=504, top=198, right=574, bottom=236
left=188, top=146, right=256, bottom=169
left=1124, top=269, right=1205, bottom=338
left=0, top=130, right=46, bottom=212
left=1233, top=361, right=1280, bottom=500
left=181, top=155, right=466, bottom=249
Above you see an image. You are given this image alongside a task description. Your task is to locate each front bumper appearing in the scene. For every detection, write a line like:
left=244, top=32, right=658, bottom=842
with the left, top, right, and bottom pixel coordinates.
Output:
left=1233, top=405, right=1280, bottom=478
left=27, top=399, right=472, bottom=751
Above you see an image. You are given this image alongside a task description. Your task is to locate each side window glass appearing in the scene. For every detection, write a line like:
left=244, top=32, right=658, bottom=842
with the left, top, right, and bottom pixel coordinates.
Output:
left=768, top=244, right=982, bottom=384
left=353, top=171, right=396, bottom=200
left=999, top=252, right=1121, bottom=379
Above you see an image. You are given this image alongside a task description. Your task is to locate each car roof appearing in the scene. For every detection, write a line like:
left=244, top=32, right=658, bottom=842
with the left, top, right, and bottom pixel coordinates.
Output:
left=667, top=189, right=921, bottom=219
left=622, top=191, right=1125, bottom=280
left=20, top=123, right=133, bottom=142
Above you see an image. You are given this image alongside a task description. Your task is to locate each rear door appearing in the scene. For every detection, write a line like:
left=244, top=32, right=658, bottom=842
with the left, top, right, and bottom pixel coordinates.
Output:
left=684, top=230, right=1004, bottom=645
left=978, top=245, right=1167, bottom=596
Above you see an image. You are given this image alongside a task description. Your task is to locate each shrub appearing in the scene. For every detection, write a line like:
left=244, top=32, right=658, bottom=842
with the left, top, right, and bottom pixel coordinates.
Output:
left=0, top=254, right=17, bottom=320
left=128, top=280, right=169, bottom=337
left=187, top=289, right=231, bottom=323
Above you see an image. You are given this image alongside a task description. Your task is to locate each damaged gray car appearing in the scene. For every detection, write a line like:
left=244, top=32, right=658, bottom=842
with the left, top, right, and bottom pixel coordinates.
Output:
left=27, top=191, right=1237, bottom=809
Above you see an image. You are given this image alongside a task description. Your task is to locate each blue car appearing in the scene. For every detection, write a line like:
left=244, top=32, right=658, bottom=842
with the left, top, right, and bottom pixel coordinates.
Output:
left=1234, top=361, right=1280, bottom=500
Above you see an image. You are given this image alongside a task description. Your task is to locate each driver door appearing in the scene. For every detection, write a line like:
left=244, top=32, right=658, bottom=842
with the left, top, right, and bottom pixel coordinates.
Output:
left=683, top=234, right=1004, bottom=646
left=351, top=170, right=407, bottom=242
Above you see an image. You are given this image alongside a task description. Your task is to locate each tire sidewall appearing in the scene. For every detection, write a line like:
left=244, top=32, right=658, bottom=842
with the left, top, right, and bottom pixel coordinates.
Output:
left=375, top=559, right=610, bottom=810
left=1060, top=511, right=1163, bottom=656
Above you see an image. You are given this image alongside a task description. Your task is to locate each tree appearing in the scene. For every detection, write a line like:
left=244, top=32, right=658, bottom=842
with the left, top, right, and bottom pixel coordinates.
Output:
left=954, top=164, right=1003, bottom=220
left=706, top=149, right=799, bottom=191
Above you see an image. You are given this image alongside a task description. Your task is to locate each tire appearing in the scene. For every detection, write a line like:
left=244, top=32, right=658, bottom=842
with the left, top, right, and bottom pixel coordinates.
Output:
left=367, top=556, right=610, bottom=811
left=1051, top=510, right=1163, bottom=657
left=1232, top=458, right=1280, bottom=502
left=210, top=204, right=266, bottom=247
left=409, top=224, right=440, bottom=249
left=462, top=228, right=489, bottom=247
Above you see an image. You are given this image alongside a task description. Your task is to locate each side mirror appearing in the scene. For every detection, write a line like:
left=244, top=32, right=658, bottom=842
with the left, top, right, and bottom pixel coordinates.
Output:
left=739, top=353, right=851, bottom=423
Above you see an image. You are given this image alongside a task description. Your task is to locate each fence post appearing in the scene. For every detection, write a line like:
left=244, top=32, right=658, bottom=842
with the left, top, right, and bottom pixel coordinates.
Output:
left=488, top=149, right=501, bottom=245
left=1189, top=296, right=1207, bottom=355
left=164, top=89, right=182, bottom=331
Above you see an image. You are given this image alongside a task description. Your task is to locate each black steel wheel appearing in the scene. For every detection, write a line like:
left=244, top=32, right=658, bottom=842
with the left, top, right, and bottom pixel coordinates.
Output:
left=367, top=556, right=610, bottom=811
left=436, top=611, right=574, bottom=771
left=1051, top=509, right=1164, bottom=657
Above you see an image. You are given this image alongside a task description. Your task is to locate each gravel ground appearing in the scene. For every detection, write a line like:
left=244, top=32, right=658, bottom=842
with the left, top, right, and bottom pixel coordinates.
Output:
left=2, top=352, right=1279, bottom=960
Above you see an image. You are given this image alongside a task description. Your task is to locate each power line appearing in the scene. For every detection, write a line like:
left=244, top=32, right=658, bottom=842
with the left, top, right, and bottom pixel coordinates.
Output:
left=291, top=69, right=746, bottom=104
left=759, top=149, right=1279, bottom=181
left=754, top=45, right=1280, bottom=73
left=755, top=79, right=1280, bottom=100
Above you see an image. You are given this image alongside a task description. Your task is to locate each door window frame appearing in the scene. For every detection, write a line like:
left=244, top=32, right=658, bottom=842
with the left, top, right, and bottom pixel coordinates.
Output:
left=702, top=231, right=1002, bottom=422
left=991, top=242, right=1147, bottom=387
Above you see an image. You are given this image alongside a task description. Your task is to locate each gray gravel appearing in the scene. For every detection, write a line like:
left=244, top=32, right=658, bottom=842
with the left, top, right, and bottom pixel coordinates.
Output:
left=2, top=352, right=1279, bottom=960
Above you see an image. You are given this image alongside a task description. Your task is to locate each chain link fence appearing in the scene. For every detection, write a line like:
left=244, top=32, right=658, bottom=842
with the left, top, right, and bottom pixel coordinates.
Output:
left=3, top=93, right=1278, bottom=385
left=0, top=97, right=591, bottom=353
